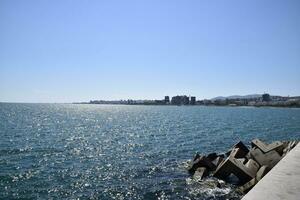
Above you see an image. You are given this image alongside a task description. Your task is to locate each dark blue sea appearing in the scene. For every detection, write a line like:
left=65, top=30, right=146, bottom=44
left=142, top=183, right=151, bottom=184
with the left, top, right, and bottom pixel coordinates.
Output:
left=1, top=103, right=300, bottom=199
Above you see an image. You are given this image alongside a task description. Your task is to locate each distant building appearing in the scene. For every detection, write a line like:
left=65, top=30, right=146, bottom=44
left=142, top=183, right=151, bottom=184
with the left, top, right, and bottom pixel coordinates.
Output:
left=154, top=100, right=165, bottom=105
left=127, top=99, right=135, bottom=104
left=171, top=96, right=180, bottom=105
left=164, top=96, right=170, bottom=104
left=190, top=96, right=196, bottom=105
left=201, top=99, right=212, bottom=105
left=183, top=96, right=189, bottom=105
left=262, top=93, right=271, bottom=102
left=171, top=95, right=189, bottom=105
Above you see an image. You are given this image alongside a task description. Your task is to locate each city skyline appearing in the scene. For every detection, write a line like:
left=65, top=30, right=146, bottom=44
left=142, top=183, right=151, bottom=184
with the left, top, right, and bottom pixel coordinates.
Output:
left=1, top=0, right=300, bottom=103
left=86, top=93, right=300, bottom=107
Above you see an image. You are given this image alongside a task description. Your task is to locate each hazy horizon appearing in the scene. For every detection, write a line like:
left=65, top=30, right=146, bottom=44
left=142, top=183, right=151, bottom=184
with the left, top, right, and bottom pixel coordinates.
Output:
left=1, top=0, right=300, bottom=103
left=0, top=93, right=299, bottom=104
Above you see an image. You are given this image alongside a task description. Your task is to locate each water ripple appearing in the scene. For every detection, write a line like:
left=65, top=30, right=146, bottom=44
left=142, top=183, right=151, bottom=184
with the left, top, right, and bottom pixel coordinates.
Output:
left=1, top=103, right=300, bottom=199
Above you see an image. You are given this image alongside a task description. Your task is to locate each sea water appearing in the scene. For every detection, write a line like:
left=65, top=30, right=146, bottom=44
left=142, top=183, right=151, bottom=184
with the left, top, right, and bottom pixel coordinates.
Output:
left=1, top=103, right=300, bottom=199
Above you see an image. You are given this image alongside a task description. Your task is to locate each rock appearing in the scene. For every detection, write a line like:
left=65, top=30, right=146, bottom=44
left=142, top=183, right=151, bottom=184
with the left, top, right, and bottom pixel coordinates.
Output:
left=249, top=147, right=281, bottom=168
left=193, top=167, right=208, bottom=180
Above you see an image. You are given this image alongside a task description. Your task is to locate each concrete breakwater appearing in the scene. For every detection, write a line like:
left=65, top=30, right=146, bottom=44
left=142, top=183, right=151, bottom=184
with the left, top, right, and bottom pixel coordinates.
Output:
left=187, top=139, right=299, bottom=195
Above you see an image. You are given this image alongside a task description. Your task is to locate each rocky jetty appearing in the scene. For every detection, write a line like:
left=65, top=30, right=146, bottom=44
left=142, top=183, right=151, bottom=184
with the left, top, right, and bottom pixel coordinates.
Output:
left=187, top=139, right=299, bottom=194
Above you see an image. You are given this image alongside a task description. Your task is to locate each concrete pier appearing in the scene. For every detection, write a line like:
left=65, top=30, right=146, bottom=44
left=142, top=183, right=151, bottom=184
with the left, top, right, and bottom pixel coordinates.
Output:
left=242, top=143, right=300, bottom=200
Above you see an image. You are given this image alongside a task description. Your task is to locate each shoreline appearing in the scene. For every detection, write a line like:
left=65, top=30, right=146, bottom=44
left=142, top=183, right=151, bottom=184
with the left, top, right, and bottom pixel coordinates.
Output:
left=1, top=102, right=300, bottom=108
left=76, top=103, right=300, bottom=109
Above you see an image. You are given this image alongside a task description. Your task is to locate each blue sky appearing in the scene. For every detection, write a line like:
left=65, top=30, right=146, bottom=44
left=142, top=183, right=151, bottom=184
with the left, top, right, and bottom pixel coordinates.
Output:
left=1, top=0, right=300, bottom=103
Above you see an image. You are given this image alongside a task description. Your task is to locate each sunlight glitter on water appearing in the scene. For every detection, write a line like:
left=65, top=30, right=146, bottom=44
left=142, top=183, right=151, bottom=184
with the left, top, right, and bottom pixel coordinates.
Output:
left=0, top=103, right=300, bottom=199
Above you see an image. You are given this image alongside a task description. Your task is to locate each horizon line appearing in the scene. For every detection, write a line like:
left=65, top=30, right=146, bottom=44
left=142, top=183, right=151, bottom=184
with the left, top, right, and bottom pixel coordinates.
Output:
left=1, top=93, right=300, bottom=104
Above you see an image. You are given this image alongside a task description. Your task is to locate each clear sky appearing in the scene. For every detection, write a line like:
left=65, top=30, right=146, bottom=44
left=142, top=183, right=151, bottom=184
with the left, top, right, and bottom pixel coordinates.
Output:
left=1, top=0, right=300, bottom=103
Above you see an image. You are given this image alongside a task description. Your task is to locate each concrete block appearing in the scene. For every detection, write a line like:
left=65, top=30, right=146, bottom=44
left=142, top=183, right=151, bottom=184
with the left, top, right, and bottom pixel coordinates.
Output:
left=188, top=156, right=216, bottom=173
left=212, top=156, right=224, bottom=167
left=207, top=152, right=218, bottom=161
left=193, top=167, right=208, bottom=180
left=282, top=141, right=298, bottom=156
left=219, top=154, right=225, bottom=158
left=281, top=141, right=290, bottom=150
left=249, top=147, right=281, bottom=169
left=237, top=158, right=247, bottom=165
left=290, top=141, right=299, bottom=148
left=282, top=147, right=288, bottom=157
left=213, top=156, right=257, bottom=184
left=251, top=139, right=284, bottom=154
left=245, top=152, right=251, bottom=160
left=256, top=165, right=270, bottom=181
left=234, top=141, right=250, bottom=155
left=239, top=178, right=257, bottom=194
left=288, top=141, right=298, bottom=150
left=245, top=159, right=260, bottom=176
left=229, top=147, right=249, bottom=159
left=238, top=162, right=266, bottom=194
left=193, top=153, right=201, bottom=161
left=226, top=141, right=249, bottom=158
left=239, top=146, right=295, bottom=195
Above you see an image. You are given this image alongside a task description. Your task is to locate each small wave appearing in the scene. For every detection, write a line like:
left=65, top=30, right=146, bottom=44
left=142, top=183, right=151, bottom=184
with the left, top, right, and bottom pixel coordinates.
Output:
left=186, top=176, right=241, bottom=199
left=0, top=147, right=32, bottom=156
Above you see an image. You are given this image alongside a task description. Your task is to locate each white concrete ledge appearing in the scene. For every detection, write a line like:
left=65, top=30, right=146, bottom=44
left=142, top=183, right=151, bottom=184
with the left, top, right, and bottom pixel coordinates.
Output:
left=242, top=143, right=300, bottom=200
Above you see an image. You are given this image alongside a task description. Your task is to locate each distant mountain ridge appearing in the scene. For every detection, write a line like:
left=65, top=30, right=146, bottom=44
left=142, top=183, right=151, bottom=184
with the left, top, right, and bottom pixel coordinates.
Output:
left=211, top=94, right=262, bottom=100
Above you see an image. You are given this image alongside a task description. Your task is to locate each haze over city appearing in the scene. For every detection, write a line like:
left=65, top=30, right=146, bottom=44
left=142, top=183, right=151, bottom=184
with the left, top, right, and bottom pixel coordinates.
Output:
left=1, top=0, right=300, bottom=103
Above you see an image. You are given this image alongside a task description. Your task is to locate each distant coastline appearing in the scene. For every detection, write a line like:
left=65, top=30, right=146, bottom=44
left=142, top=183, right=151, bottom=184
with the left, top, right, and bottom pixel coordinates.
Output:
left=74, top=94, right=300, bottom=108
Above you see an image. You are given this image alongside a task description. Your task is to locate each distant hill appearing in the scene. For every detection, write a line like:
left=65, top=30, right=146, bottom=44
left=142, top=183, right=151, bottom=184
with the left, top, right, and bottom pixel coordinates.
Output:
left=211, top=94, right=262, bottom=100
